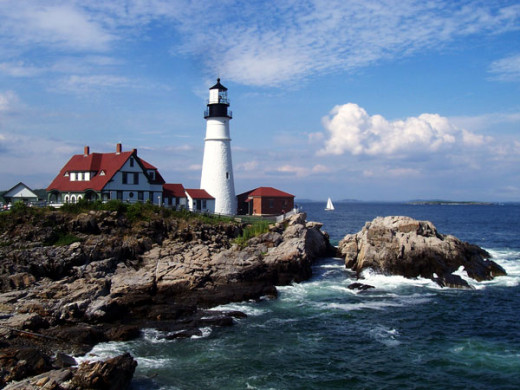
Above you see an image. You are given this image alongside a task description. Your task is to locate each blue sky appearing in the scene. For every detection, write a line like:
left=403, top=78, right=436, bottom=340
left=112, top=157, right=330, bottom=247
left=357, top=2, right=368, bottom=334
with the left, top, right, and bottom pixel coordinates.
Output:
left=0, top=0, right=519, bottom=201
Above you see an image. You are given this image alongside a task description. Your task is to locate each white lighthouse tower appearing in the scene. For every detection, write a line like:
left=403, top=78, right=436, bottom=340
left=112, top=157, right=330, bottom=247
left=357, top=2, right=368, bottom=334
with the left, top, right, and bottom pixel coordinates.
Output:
left=200, top=78, right=237, bottom=215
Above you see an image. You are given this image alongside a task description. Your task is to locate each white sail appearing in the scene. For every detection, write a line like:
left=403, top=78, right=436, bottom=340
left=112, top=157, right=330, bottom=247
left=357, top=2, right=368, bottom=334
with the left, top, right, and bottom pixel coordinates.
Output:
left=325, top=197, right=334, bottom=211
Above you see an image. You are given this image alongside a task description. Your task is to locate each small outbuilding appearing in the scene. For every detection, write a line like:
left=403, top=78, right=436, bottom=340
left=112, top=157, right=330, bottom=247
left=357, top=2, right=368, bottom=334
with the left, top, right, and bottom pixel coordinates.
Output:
left=185, top=189, right=215, bottom=213
left=237, top=187, right=294, bottom=216
left=3, top=182, right=39, bottom=205
left=163, top=183, right=188, bottom=209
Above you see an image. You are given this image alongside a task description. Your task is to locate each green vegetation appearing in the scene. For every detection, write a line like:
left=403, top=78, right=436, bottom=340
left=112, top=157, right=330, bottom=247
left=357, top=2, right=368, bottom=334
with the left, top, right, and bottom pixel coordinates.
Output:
left=44, top=231, right=83, bottom=247
left=234, top=219, right=271, bottom=248
left=1, top=198, right=235, bottom=227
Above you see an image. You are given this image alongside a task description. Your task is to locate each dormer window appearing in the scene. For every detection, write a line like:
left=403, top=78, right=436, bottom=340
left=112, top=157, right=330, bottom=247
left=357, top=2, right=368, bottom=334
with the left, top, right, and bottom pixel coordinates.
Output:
left=149, top=170, right=155, bottom=180
left=100, top=170, right=105, bottom=176
left=64, top=172, right=69, bottom=177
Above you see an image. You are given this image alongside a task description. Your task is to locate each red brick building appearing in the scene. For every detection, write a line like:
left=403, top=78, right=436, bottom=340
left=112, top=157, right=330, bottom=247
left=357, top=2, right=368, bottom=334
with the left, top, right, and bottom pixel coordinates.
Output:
left=237, top=187, right=294, bottom=216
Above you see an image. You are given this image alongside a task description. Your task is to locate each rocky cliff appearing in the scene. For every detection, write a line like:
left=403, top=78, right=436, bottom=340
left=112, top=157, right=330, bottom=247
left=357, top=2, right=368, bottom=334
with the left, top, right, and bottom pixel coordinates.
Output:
left=0, top=208, right=335, bottom=388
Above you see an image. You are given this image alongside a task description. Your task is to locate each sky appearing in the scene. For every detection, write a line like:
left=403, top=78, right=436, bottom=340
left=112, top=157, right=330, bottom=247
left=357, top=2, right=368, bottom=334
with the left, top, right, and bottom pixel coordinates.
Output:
left=0, top=0, right=519, bottom=202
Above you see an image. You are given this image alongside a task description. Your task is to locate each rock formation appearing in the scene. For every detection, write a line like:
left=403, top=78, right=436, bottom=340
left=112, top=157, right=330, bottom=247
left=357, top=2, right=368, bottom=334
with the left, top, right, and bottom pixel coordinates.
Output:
left=338, top=216, right=506, bottom=288
left=0, top=208, right=334, bottom=387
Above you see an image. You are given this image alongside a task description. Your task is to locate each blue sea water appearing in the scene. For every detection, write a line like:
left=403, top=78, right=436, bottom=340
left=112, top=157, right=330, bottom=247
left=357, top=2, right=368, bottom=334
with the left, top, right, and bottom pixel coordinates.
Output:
left=81, top=202, right=520, bottom=389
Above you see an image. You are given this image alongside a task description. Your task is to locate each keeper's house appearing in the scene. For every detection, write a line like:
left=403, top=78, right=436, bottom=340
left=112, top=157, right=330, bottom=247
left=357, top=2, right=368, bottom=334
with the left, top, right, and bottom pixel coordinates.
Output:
left=47, top=143, right=165, bottom=205
left=237, top=187, right=294, bottom=216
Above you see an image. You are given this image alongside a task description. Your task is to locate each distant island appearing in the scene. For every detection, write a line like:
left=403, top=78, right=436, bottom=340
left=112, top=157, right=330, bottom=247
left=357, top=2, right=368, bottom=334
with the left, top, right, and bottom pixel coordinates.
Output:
left=407, top=200, right=495, bottom=205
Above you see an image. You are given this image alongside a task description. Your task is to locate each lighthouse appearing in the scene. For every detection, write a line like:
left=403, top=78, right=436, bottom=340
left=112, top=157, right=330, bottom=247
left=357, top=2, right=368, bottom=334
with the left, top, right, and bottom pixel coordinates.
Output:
left=200, top=78, right=237, bottom=215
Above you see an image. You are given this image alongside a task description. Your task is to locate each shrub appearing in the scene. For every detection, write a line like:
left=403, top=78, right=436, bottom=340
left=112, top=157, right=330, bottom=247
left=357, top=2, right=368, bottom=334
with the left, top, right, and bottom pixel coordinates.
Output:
left=234, top=220, right=271, bottom=247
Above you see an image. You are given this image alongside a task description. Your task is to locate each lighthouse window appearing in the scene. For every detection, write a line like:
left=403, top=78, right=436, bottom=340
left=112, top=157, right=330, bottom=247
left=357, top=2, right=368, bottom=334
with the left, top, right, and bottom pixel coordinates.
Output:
left=226, top=172, right=229, bottom=179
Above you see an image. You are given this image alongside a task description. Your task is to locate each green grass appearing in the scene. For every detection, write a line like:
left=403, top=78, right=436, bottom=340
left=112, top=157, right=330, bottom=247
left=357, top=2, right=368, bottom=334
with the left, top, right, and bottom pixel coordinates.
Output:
left=44, top=231, right=83, bottom=247
left=234, top=220, right=271, bottom=248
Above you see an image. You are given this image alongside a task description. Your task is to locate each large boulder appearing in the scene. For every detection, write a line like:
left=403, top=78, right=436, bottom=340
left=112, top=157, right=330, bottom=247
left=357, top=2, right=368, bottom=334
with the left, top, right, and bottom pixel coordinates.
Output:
left=338, top=216, right=506, bottom=288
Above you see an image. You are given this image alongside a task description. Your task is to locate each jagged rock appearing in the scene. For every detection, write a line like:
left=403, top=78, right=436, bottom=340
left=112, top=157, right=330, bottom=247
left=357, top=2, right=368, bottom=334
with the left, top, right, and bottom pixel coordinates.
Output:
left=104, top=325, right=141, bottom=342
left=0, top=347, right=53, bottom=387
left=3, top=368, right=73, bottom=390
left=54, top=352, right=77, bottom=368
left=71, top=352, right=137, bottom=390
left=0, top=209, right=333, bottom=386
left=338, top=216, right=506, bottom=288
left=348, top=283, right=375, bottom=291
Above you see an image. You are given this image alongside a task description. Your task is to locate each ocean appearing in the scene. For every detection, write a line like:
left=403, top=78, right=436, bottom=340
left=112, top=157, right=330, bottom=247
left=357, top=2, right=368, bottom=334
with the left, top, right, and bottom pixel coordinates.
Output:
left=81, top=202, right=520, bottom=389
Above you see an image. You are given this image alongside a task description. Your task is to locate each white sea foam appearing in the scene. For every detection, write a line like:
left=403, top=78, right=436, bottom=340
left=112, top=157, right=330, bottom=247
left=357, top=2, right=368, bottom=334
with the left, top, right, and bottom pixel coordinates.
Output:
left=142, top=328, right=170, bottom=344
left=134, top=356, right=171, bottom=369
left=358, top=268, right=441, bottom=290
left=74, top=341, right=128, bottom=364
left=214, top=302, right=270, bottom=317
left=369, top=325, right=401, bottom=347
left=191, top=326, right=212, bottom=339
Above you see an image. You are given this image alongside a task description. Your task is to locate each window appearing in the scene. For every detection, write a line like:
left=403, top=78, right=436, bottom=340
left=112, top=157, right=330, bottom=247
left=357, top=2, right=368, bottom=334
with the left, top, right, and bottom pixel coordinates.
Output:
left=130, top=157, right=134, bottom=167
left=138, top=191, right=144, bottom=201
left=134, top=172, right=139, bottom=185
left=149, top=171, right=155, bottom=180
left=269, top=199, right=274, bottom=208
left=202, top=200, right=207, bottom=209
left=149, top=192, right=153, bottom=201
left=122, top=172, right=128, bottom=184
left=70, top=172, right=76, bottom=181
left=129, top=192, right=134, bottom=198
left=78, top=172, right=83, bottom=181
left=117, top=191, right=123, bottom=200
left=226, top=172, right=229, bottom=179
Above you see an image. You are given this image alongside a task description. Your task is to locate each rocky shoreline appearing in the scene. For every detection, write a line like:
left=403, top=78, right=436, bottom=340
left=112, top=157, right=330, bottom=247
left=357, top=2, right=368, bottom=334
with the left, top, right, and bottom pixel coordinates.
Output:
left=0, top=208, right=335, bottom=388
left=0, top=209, right=507, bottom=388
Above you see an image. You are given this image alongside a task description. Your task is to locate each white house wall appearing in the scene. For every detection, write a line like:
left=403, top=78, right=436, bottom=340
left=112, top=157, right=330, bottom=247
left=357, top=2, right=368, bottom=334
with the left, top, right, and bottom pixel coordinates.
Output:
left=5, top=186, right=37, bottom=199
left=103, top=157, right=163, bottom=204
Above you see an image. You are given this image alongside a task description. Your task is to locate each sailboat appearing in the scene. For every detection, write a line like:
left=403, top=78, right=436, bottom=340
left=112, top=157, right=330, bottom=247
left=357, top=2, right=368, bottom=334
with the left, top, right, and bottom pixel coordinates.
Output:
left=325, top=197, right=335, bottom=211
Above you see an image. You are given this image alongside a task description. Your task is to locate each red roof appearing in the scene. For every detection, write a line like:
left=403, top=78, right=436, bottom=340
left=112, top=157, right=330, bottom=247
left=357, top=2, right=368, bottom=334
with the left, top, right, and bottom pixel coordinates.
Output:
left=185, top=189, right=214, bottom=200
left=239, top=187, right=294, bottom=198
left=163, top=183, right=186, bottom=198
left=47, top=149, right=164, bottom=192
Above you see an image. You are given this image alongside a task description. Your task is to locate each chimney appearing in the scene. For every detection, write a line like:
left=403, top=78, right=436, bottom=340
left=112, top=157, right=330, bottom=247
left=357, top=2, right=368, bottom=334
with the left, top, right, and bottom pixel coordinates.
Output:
left=132, top=148, right=137, bottom=155
left=116, top=143, right=122, bottom=154
left=84, top=146, right=90, bottom=156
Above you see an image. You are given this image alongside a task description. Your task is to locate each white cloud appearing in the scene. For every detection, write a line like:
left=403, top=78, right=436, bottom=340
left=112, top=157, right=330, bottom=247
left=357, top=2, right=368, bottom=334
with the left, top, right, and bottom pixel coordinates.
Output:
left=0, top=132, right=77, bottom=177
left=276, top=164, right=309, bottom=178
left=451, top=111, right=520, bottom=132
left=237, top=160, right=259, bottom=172
left=317, top=103, right=490, bottom=157
left=0, top=62, right=43, bottom=77
left=175, top=1, right=520, bottom=86
left=0, top=2, right=114, bottom=52
left=0, top=1, right=518, bottom=87
left=56, top=74, right=131, bottom=93
left=489, top=54, right=520, bottom=82
left=0, top=91, right=19, bottom=113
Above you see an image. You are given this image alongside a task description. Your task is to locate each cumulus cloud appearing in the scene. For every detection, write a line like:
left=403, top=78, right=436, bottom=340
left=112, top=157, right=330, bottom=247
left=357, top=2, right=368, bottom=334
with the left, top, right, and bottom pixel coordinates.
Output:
left=489, top=54, right=520, bottom=82
left=317, top=103, right=490, bottom=157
